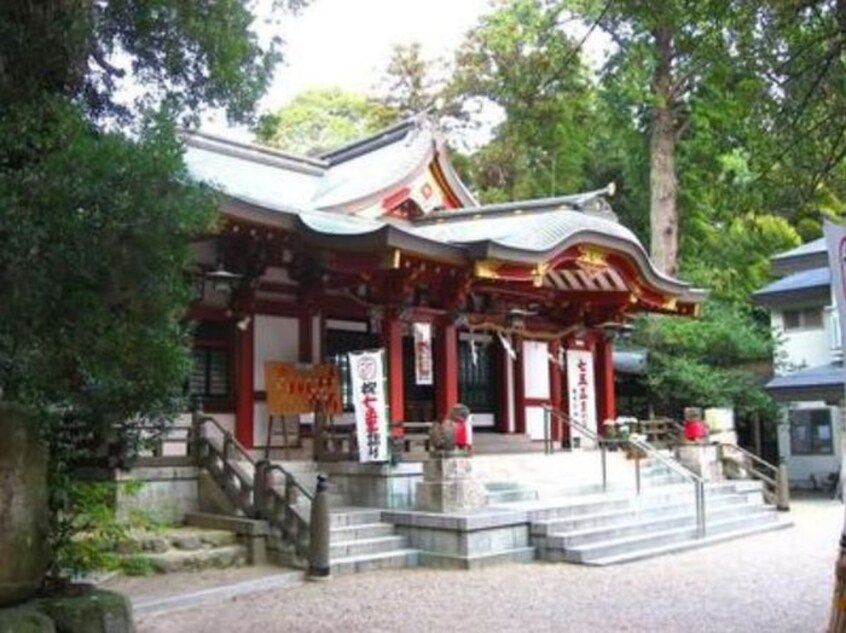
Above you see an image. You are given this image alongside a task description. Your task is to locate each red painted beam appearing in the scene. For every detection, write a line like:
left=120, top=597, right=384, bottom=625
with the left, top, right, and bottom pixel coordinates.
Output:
left=235, top=317, right=255, bottom=449
left=435, top=321, right=459, bottom=420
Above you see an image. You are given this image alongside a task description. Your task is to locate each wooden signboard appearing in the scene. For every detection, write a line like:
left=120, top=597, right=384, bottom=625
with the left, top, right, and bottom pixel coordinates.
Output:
left=264, top=362, right=343, bottom=416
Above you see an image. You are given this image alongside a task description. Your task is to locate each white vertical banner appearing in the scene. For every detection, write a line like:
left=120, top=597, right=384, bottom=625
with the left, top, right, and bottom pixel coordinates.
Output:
left=413, top=322, right=433, bottom=385
left=348, top=349, right=390, bottom=463
left=825, top=220, right=846, bottom=355
left=566, top=349, right=597, bottom=447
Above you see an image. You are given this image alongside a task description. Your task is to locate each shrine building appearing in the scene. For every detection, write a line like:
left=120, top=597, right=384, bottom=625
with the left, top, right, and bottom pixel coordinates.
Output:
left=183, top=116, right=705, bottom=450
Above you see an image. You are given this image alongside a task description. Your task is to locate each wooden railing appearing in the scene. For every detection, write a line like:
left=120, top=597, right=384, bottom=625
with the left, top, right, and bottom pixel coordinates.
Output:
left=189, top=413, right=320, bottom=565
left=718, top=442, right=790, bottom=510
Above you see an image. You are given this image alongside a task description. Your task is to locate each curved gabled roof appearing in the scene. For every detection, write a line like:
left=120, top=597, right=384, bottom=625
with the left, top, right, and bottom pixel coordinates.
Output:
left=186, top=117, right=705, bottom=308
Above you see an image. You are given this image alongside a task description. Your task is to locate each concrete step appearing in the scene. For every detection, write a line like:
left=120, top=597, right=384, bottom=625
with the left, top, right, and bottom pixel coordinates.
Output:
left=330, top=535, right=409, bottom=559
left=587, top=516, right=792, bottom=566
left=140, top=544, right=248, bottom=573
left=485, top=482, right=539, bottom=503
left=119, top=527, right=237, bottom=554
left=531, top=494, right=752, bottom=537
left=330, top=522, right=396, bottom=541
left=544, top=508, right=780, bottom=563
left=540, top=502, right=769, bottom=548
left=330, top=549, right=419, bottom=575
left=330, top=508, right=383, bottom=528
left=184, top=512, right=268, bottom=537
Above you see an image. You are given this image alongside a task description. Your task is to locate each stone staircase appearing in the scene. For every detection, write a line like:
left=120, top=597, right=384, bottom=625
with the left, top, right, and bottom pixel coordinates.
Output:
left=527, top=480, right=789, bottom=565
left=473, top=432, right=545, bottom=455
left=118, top=526, right=248, bottom=574
left=329, top=508, right=419, bottom=575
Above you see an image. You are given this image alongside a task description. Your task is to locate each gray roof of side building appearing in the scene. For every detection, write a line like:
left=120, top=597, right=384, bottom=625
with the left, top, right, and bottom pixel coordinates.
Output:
left=752, top=266, right=831, bottom=307
left=765, top=362, right=845, bottom=402
left=771, top=237, right=827, bottom=276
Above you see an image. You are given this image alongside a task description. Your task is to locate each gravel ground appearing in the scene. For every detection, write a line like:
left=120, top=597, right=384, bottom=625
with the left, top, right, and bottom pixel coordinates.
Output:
left=137, top=495, right=843, bottom=633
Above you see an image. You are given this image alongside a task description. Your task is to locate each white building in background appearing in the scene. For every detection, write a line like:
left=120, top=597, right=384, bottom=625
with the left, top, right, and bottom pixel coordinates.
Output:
left=754, top=239, right=843, bottom=489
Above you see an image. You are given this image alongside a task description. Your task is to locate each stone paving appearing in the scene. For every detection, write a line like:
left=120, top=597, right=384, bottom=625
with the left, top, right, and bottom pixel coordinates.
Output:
left=136, top=494, right=843, bottom=633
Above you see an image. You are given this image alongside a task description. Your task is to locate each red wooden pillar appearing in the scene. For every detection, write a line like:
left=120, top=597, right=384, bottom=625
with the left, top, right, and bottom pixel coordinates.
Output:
left=435, top=321, right=459, bottom=420
left=495, top=338, right=511, bottom=433
left=549, top=340, right=563, bottom=441
left=560, top=340, right=571, bottom=446
left=235, top=317, right=255, bottom=448
left=383, top=313, right=405, bottom=424
left=595, top=336, right=616, bottom=430
left=513, top=335, right=526, bottom=435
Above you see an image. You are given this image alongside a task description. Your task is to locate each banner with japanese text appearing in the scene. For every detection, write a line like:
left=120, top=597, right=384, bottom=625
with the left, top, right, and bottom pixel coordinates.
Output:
left=413, top=322, right=433, bottom=385
left=348, top=349, right=389, bottom=463
left=566, top=349, right=597, bottom=447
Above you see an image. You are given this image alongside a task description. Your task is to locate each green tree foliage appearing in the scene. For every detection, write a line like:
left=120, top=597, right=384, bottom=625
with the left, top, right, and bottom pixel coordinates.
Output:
left=631, top=303, right=780, bottom=424
left=380, top=43, right=443, bottom=117
left=735, top=1, right=846, bottom=238
left=442, top=0, right=801, bottom=432
left=0, top=1, right=299, bottom=579
left=0, top=101, right=215, bottom=428
left=255, top=88, right=397, bottom=155
left=449, top=0, right=597, bottom=201
left=0, top=0, right=304, bottom=124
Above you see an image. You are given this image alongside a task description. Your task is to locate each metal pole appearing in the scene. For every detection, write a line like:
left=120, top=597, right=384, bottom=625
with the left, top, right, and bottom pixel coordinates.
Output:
left=544, top=407, right=551, bottom=455
left=696, top=481, right=706, bottom=538
left=635, top=449, right=642, bottom=495
left=309, top=474, right=331, bottom=579
left=600, top=444, right=607, bottom=491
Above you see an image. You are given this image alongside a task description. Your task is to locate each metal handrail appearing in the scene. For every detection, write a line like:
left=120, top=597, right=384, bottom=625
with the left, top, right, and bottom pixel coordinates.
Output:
left=627, top=435, right=707, bottom=537
left=543, top=406, right=707, bottom=538
left=544, top=405, right=610, bottom=491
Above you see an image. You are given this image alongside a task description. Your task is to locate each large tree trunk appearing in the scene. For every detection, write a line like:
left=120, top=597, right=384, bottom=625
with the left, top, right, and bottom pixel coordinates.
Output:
left=649, top=26, right=679, bottom=277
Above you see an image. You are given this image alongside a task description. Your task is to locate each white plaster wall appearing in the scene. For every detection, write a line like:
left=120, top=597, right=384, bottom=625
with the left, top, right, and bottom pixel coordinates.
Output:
left=772, top=310, right=833, bottom=373
left=525, top=405, right=548, bottom=440
left=522, top=340, right=550, bottom=399
left=253, top=315, right=299, bottom=390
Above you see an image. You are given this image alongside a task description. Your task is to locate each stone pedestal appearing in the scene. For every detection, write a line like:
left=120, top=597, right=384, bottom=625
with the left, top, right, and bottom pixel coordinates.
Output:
left=415, top=455, right=486, bottom=513
left=674, top=442, right=723, bottom=481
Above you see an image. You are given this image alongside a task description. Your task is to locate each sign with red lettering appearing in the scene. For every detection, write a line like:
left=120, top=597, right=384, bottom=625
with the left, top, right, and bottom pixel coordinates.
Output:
left=348, top=349, right=389, bottom=462
left=264, top=363, right=343, bottom=416
left=566, top=349, right=597, bottom=447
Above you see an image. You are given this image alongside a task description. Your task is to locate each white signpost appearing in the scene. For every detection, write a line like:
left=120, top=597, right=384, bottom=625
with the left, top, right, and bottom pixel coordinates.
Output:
left=348, top=349, right=390, bottom=463
left=566, top=348, right=597, bottom=448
